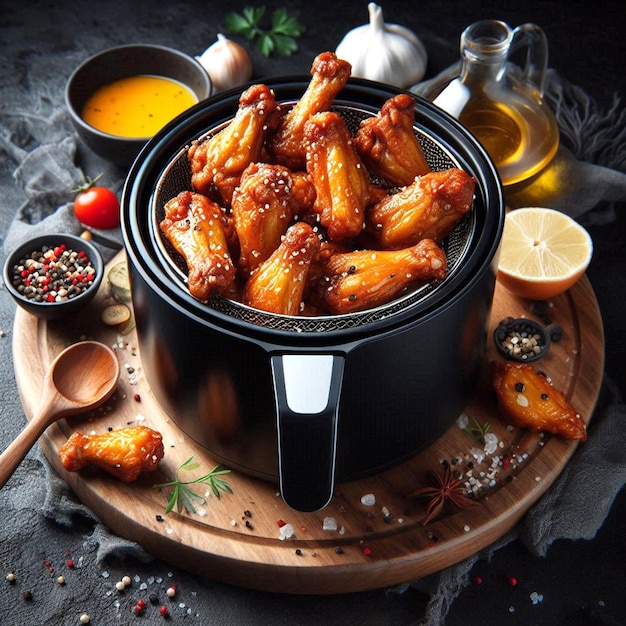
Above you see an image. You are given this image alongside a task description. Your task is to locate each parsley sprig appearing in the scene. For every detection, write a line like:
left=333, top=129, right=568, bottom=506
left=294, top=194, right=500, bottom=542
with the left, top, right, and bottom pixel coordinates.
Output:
left=224, top=6, right=305, bottom=57
left=153, top=455, right=232, bottom=515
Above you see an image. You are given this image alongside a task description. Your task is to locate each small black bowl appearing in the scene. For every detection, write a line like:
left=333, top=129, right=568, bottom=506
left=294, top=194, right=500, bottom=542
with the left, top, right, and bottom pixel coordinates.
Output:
left=65, top=44, right=213, bottom=167
left=493, top=317, right=550, bottom=362
left=3, top=233, right=104, bottom=320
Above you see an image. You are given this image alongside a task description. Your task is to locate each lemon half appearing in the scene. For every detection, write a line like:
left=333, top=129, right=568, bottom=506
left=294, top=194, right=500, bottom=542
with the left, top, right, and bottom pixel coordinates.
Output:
left=497, top=207, right=593, bottom=300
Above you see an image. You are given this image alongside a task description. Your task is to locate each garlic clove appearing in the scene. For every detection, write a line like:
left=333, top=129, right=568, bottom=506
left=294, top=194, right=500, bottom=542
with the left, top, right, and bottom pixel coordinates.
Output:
left=196, top=34, right=253, bottom=93
left=335, top=3, right=427, bottom=89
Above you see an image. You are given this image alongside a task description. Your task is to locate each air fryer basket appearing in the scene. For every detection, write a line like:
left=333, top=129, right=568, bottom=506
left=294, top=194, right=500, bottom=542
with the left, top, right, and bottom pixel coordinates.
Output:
left=150, top=99, right=476, bottom=333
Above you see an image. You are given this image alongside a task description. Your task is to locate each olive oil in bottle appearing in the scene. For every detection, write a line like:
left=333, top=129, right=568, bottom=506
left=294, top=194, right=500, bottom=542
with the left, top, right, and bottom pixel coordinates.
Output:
left=427, top=20, right=559, bottom=187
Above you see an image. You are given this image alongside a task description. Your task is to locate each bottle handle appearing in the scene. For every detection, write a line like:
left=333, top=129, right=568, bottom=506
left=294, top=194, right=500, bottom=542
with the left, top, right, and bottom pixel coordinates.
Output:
left=510, top=23, right=550, bottom=95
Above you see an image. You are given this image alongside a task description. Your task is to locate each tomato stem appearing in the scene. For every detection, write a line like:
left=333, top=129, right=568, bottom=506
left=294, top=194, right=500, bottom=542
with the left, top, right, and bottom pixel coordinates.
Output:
left=72, top=170, right=103, bottom=195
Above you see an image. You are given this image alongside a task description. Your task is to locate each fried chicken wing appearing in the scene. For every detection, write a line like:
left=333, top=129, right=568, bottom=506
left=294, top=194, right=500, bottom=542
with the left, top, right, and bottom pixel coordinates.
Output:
left=244, top=221, right=321, bottom=316
left=366, top=168, right=475, bottom=249
left=160, top=190, right=237, bottom=302
left=188, top=84, right=281, bottom=205
left=354, top=93, right=431, bottom=187
left=266, top=51, right=352, bottom=169
left=291, top=171, right=317, bottom=216
left=59, top=426, right=165, bottom=482
left=232, top=162, right=299, bottom=276
left=323, top=238, right=447, bottom=314
left=492, top=361, right=587, bottom=441
left=304, top=111, right=372, bottom=242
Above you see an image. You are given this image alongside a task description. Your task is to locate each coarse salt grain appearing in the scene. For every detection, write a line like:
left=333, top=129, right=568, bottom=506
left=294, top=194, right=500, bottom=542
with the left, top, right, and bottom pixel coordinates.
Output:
left=279, top=523, right=295, bottom=540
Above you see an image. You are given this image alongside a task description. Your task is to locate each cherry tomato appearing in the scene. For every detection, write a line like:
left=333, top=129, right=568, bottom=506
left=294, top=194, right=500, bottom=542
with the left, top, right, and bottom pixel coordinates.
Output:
left=74, top=186, right=120, bottom=229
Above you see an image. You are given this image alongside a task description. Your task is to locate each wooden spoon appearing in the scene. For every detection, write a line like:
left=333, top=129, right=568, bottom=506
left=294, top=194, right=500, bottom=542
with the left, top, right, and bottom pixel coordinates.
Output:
left=0, top=340, right=120, bottom=488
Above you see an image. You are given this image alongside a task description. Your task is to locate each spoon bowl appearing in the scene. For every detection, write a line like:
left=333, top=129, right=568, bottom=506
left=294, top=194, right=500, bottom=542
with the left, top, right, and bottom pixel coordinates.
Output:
left=0, top=341, right=120, bottom=488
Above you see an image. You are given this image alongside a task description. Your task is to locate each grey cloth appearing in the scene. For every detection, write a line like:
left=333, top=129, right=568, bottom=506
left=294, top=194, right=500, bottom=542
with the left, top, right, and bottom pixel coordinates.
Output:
left=1, top=65, right=625, bottom=626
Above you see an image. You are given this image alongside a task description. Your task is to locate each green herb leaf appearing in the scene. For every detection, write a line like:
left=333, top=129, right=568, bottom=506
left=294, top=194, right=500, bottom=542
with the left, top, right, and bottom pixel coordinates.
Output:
left=271, top=8, right=306, bottom=37
left=272, top=34, right=299, bottom=57
left=464, top=417, right=491, bottom=444
left=153, top=455, right=232, bottom=515
left=224, top=6, right=305, bottom=57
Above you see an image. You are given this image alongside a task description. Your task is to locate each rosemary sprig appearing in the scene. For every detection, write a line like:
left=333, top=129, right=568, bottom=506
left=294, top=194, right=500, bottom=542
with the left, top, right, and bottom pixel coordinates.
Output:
left=224, top=6, right=305, bottom=57
left=153, top=455, right=232, bottom=515
left=464, top=417, right=491, bottom=444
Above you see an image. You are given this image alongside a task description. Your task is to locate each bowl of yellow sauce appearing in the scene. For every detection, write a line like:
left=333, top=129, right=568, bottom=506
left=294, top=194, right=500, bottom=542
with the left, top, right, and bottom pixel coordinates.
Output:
left=66, top=44, right=212, bottom=166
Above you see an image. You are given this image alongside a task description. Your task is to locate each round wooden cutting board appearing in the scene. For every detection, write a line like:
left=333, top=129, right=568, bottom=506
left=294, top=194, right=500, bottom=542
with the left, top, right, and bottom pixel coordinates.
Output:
left=11, top=252, right=603, bottom=594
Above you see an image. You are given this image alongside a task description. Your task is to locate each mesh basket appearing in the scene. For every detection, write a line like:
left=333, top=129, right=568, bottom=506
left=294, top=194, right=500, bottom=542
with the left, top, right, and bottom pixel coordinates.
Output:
left=151, top=101, right=475, bottom=333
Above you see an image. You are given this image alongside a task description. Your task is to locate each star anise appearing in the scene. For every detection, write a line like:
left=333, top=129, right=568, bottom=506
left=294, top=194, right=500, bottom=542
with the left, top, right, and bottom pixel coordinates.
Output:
left=410, top=465, right=475, bottom=525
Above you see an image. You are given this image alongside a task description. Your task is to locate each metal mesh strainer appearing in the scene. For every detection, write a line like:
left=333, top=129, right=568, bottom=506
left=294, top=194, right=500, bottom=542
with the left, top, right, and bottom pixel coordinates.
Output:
left=151, top=101, right=476, bottom=333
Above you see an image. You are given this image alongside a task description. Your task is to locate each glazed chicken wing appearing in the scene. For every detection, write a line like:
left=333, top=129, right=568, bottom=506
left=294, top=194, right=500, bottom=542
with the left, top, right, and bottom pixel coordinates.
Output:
left=304, top=111, right=372, bottom=242
left=323, top=238, right=447, bottom=314
left=266, top=51, right=352, bottom=170
left=367, top=168, right=475, bottom=249
left=244, top=221, right=321, bottom=316
left=354, top=93, right=431, bottom=187
left=492, top=361, right=587, bottom=441
left=232, top=162, right=299, bottom=276
left=59, top=425, right=165, bottom=483
left=188, top=84, right=281, bottom=205
left=290, top=170, right=317, bottom=217
left=160, top=190, right=237, bottom=302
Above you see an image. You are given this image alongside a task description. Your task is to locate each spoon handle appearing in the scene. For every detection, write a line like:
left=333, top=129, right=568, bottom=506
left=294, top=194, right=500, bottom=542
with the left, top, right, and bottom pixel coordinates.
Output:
left=0, top=411, right=57, bottom=489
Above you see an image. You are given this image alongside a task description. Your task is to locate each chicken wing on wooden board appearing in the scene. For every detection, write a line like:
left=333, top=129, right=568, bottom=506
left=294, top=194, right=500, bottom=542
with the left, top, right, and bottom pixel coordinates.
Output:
left=232, top=162, right=299, bottom=276
left=323, top=238, right=447, bottom=314
left=492, top=361, right=587, bottom=441
left=244, top=221, right=321, bottom=316
left=160, top=190, right=237, bottom=302
left=304, top=111, right=372, bottom=242
left=188, top=83, right=281, bottom=205
left=59, top=426, right=165, bottom=483
left=266, top=51, right=352, bottom=170
left=354, top=93, right=431, bottom=187
left=366, top=168, right=475, bottom=249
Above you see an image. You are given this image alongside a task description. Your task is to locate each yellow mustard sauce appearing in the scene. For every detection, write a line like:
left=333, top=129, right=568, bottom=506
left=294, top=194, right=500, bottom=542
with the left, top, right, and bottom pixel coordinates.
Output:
left=81, top=75, right=198, bottom=138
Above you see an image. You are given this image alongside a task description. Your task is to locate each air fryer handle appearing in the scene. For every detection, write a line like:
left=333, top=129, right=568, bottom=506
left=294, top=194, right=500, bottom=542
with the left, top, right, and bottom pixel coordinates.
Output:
left=271, top=354, right=344, bottom=512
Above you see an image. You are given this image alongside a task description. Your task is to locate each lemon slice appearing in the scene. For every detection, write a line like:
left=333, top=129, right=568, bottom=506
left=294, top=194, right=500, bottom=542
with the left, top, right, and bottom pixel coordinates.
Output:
left=497, top=207, right=593, bottom=300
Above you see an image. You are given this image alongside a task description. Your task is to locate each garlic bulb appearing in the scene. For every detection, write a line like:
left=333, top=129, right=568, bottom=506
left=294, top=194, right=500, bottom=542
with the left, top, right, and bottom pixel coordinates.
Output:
left=335, top=3, right=427, bottom=88
left=196, top=34, right=253, bottom=93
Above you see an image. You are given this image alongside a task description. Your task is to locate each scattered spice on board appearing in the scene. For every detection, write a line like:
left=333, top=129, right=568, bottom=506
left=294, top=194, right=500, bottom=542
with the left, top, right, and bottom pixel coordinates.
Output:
left=410, top=465, right=475, bottom=525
